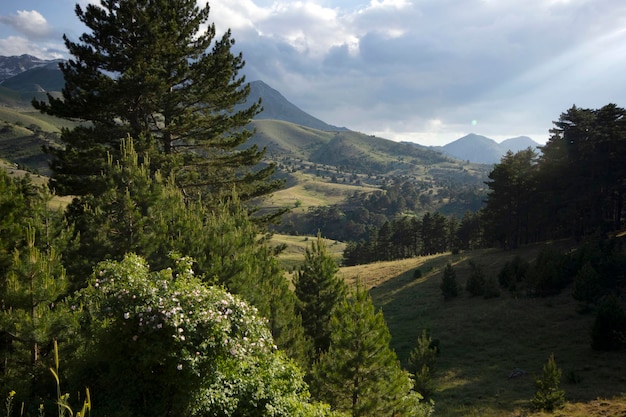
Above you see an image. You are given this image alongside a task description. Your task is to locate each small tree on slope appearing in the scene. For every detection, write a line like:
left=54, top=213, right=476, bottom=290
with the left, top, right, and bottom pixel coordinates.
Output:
left=310, top=282, right=432, bottom=417
left=531, top=353, right=565, bottom=412
left=294, top=233, right=346, bottom=360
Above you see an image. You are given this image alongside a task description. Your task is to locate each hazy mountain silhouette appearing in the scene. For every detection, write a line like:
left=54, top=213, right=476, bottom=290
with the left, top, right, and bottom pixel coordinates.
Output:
left=438, top=133, right=540, bottom=164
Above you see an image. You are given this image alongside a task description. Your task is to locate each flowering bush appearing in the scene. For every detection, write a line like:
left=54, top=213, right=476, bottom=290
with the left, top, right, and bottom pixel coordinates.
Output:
left=77, top=253, right=337, bottom=417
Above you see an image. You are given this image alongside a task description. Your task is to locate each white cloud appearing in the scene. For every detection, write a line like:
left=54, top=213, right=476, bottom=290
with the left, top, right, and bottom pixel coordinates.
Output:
left=0, top=35, right=64, bottom=59
left=0, top=10, right=53, bottom=39
left=367, top=0, right=411, bottom=10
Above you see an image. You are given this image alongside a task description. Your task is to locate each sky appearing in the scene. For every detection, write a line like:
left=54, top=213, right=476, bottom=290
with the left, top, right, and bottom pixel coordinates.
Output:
left=0, top=0, right=625, bottom=146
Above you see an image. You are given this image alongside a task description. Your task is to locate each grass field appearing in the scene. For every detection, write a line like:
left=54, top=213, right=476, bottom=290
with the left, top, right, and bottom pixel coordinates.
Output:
left=265, top=170, right=379, bottom=213
left=0, top=159, right=73, bottom=209
left=0, top=106, right=62, bottom=133
left=270, top=233, right=346, bottom=271
left=339, top=244, right=626, bottom=417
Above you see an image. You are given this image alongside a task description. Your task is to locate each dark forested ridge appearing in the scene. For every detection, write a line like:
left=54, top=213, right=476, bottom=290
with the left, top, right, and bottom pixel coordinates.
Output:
left=483, top=104, right=626, bottom=246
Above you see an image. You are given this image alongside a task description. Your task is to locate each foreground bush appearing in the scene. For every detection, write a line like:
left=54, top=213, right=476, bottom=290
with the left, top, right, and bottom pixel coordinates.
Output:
left=73, top=253, right=338, bottom=417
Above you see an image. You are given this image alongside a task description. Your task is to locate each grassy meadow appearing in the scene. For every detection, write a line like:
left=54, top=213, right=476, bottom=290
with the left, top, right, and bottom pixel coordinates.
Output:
left=338, top=243, right=626, bottom=417
left=270, top=233, right=346, bottom=272
left=266, top=170, right=379, bottom=214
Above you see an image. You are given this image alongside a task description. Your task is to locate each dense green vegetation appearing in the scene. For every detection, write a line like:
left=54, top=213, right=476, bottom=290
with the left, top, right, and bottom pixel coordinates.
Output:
left=1, top=1, right=625, bottom=416
left=0, top=1, right=434, bottom=416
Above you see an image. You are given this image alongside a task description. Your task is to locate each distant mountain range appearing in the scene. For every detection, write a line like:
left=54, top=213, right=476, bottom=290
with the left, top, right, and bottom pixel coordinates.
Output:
left=0, top=54, right=62, bottom=82
left=433, top=133, right=541, bottom=164
left=0, top=54, right=539, bottom=164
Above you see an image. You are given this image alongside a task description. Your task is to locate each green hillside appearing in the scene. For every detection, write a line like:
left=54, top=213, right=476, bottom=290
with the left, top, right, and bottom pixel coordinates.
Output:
left=0, top=106, right=62, bottom=132
left=0, top=106, right=66, bottom=174
left=339, top=244, right=626, bottom=417
left=250, top=119, right=454, bottom=176
left=249, top=119, right=333, bottom=158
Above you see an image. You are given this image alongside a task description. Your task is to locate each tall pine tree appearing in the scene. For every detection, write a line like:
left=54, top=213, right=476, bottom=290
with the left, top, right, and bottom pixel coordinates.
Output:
left=310, top=282, right=428, bottom=416
left=34, top=0, right=280, bottom=201
left=294, top=233, right=346, bottom=359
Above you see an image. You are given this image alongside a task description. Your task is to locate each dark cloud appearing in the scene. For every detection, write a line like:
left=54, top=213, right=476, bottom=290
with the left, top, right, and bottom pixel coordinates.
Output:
left=1, top=0, right=624, bottom=145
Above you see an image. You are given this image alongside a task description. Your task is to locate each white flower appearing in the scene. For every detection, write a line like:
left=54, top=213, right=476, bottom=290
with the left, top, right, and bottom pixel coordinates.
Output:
left=177, top=364, right=183, bottom=371
left=124, top=312, right=130, bottom=319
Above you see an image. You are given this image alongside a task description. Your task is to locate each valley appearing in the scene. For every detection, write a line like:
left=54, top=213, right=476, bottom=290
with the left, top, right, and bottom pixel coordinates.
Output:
left=1, top=54, right=625, bottom=417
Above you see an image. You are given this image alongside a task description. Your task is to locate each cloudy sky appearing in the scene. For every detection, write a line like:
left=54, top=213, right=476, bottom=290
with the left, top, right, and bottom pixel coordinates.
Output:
left=1, top=0, right=625, bottom=146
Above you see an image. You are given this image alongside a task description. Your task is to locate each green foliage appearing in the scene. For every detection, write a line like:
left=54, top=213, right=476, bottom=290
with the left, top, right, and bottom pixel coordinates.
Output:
left=311, top=282, right=431, bottom=416
left=591, top=295, right=626, bottom=351
left=482, top=276, right=501, bottom=299
left=34, top=0, right=280, bottom=201
left=407, top=329, right=439, bottom=399
left=74, top=253, right=333, bottom=417
left=63, top=138, right=308, bottom=363
left=0, top=169, right=73, bottom=279
left=7, top=341, right=111, bottom=417
left=497, top=256, right=529, bottom=291
left=49, top=340, right=91, bottom=417
left=342, top=212, right=454, bottom=266
left=525, top=247, right=573, bottom=297
left=482, top=148, right=539, bottom=250
left=0, top=227, right=78, bottom=408
left=482, top=104, right=626, bottom=246
left=531, top=353, right=565, bottom=412
left=294, top=233, right=346, bottom=359
left=465, top=261, right=486, bottom=297
left=440, top=262, right=458, bottom=300
left=4, top=390, right=17, bottom=417
left=572, top=262, right=602, bottom=307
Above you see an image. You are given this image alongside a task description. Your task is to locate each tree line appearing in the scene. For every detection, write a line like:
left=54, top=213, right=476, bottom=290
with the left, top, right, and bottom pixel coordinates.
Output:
left=344, top=104, right=626, bottom=264
left=483, top=104, right=626, bottom=248
left=276, top=178, right=486, bottom=243
left=342, top=211, right=483, bottom=265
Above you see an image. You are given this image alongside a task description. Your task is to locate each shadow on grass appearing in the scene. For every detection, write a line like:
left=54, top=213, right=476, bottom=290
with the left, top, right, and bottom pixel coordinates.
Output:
left=366, top=248, right=626, bottom=417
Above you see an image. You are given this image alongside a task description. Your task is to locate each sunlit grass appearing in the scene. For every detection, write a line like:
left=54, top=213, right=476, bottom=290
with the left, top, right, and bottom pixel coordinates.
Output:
left=271, top=233, right=345, bottom=271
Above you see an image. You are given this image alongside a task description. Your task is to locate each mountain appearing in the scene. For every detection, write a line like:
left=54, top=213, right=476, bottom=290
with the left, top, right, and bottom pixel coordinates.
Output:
left=248, top=119, right=450, bottom=175
left=243, top=80, right=349, bottom=131
left=0, top=54, right=60, bottom=82
left=439, top=133, right=540, bottom=164
left=499, top=136, right=540, bottom=154
left=0, top=55, right=477, bottom=176
left=0, top=60, right=344, bottom=132
left=0, top=55, right=64, bottom=107
left=0, top=61, right=65, bottom=92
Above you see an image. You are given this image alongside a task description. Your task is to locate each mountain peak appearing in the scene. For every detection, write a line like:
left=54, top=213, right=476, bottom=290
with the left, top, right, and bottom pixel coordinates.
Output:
left=0, top=54, right=61, bottom=83
left=243, top=80, right=349, bottom=132
left=441, top=134, right=540, bottom=164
